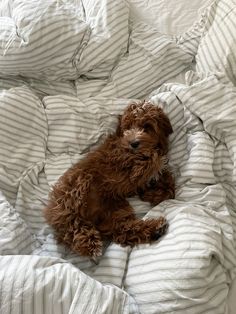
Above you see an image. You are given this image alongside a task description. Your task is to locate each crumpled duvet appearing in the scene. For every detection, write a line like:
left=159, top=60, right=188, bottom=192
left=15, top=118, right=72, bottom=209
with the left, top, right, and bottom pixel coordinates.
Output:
left=0, top=0, right=236, bottom=313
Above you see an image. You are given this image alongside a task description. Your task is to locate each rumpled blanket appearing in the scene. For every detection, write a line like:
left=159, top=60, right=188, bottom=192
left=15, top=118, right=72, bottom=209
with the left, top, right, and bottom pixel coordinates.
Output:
left=0, top=0, right=236, bottom=313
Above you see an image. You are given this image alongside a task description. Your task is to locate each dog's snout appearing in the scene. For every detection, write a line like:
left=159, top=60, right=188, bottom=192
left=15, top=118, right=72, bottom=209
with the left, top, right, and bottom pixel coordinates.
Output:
left=130, top=140, right=140, bottom=149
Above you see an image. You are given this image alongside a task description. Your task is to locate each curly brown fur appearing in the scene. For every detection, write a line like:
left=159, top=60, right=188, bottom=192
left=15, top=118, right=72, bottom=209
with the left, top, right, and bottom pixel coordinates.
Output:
left=44, top=101, right=175, bottom=258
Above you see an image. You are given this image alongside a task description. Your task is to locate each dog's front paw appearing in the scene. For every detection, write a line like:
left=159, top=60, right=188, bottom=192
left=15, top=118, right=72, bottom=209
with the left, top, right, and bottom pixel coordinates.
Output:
left=138, top=188, right=168, bottom=206
left=151, top=217, right=169, bottom=241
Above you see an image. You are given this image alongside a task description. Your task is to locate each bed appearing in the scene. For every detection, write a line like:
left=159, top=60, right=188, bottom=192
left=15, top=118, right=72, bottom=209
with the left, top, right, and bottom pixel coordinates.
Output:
left=0, top=0, right=236, bottom=313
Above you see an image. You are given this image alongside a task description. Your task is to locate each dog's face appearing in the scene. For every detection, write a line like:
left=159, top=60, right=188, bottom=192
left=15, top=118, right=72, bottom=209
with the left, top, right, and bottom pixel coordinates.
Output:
left=117, top=101, right=173, bottom=157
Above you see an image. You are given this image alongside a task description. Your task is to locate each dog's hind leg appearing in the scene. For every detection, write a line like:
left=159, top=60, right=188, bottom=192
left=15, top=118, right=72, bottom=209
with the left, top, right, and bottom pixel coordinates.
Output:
left=71, top=224, right=103, bottom=258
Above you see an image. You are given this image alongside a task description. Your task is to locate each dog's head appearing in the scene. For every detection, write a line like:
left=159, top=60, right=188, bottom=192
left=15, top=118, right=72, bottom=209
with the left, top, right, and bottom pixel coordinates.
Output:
left=117, top=101, right=173, bottom=157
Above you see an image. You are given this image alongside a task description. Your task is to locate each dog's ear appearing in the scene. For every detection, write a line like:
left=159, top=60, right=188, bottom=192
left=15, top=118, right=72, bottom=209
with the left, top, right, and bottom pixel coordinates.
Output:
left=157, top=109, right=173, bottom=137
left=115, top=115, right=122, bottom=136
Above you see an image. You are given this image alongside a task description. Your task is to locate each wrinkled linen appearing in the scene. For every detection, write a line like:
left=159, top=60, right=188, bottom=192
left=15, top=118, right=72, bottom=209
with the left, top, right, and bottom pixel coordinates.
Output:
left=0, top=0, right=236, bottom=313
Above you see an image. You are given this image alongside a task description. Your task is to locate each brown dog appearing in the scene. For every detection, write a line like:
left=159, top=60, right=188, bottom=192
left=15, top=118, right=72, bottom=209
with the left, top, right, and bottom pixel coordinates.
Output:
left=44, top=101, right=175, bottom=258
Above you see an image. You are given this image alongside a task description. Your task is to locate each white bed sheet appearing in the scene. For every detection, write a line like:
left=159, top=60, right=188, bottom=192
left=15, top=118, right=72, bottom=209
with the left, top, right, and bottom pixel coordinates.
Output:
left=128, top=1, right=236, bottom=313
left=0, top=0, right=236, bottom=314
left=228, top=278, right=236, bottom=314
left=129, top=0, right=214, bottom=35
left=129, top=0, right=215, bottom=87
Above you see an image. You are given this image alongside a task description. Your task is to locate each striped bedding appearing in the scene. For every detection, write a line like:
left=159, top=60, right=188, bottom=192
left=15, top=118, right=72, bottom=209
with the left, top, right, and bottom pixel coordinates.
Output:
left=0, top=0, right=236, bottom=313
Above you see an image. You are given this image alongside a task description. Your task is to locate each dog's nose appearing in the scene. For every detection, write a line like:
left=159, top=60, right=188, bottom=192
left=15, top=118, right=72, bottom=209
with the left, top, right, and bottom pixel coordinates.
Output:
left=130, top=140, right=140, bottom=149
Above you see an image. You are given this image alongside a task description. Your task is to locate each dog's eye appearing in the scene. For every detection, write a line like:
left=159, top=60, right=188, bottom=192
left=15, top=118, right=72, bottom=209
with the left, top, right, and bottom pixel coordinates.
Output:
left=143, top=123, right=152, bottom=131
left=155, top=143, right=162, bottom=150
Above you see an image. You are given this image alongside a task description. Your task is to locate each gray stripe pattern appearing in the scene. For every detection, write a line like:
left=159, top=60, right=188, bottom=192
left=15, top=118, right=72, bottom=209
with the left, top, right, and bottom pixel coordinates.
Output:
left=124, top=71, right=236, bottom=313
left=0, top=0, right=236, bottom=313
left=195, top=0, right=236, bottom=84
left=0, top=0, right=89, bottom=79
